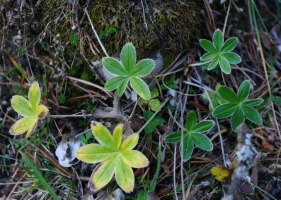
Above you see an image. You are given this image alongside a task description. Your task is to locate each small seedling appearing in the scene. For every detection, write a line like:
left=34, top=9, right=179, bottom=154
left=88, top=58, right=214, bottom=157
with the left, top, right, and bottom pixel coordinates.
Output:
left=199, top=29, right=241, bottom=74
left=70, top=30, right=79, bottom=45
left=161, top=74, right=178, bottom=90
left=144, top=110, right=165, bottom=134
left=103, top=42, right=155, bottom=100
left=75, top=121, right=149, bottom=193
left=165, top=111, right=214, bottom=161
left=10, top=82, right=49, bottom=137
left=78, top=130, right=92, bottom=144
left=139, top=87, right=161, bottom=111
left=99, top=25, right=117, bottom=40
left=212, top=80, right=263, bottom=130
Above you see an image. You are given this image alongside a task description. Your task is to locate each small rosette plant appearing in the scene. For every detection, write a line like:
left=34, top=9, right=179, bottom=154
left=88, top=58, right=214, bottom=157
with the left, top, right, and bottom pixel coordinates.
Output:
left=212, top=80, right=263, bottom=130
left=75, top=121, right=149, bottom=193
left=9, top=82, right=49, bottom=137
left=199, top=29, right=241, bottom=74
left=165, top=111, right=214, bottom=161
left=102, top=42, right=155, bottom=100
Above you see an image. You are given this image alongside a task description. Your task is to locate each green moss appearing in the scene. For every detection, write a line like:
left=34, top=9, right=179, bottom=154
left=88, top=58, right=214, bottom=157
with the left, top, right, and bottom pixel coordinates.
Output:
left=39, top=0, right=202, bottom=66
left=86, top=0, right=203, bottom=63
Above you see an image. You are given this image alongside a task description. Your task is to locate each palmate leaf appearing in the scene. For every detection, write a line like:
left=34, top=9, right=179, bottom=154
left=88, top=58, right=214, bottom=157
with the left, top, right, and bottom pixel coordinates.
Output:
left=219, top=55, right=231, bottom=74
left=200, top=29, right=241, bottom=74
left=213, top=29, right=224, bottom=51
left=120, top=42, right=136, bottom=74
left=104, top=76, right=129, bottom=91
left=243, top=99, right=263, bottom=106
left=186, top=111, right=197, bottom=131
left=165, top=111, right=214, bottom=161
left=212, top=103, right=238, bottom=118
left=192, top=133, right=213, bottom=151
left=9, top=116, right=38, bottom=137
left=132, top=59, right=154, bottom=77
left=102, top=57, right=128, bottom=76
left=218, top=86, right=238, bottom=103
left=130, top=77, right=151, bottom=100
left=207, top=56, right=220, bottom=70
left=221, top=52, right=241, bottom=64
left=76, top=122, right=149, bottom=193
left=182, top=134, right=194, bottom=161
left=11, top=95, right=37, bottom=117
left=237, top=80, right=250, bottom=102
left=199, top=39, right=217, bottom=53
left=9, top=82, right=48, bottom=137
left=192, top=120, right=215, bottom=133
left=221, top=37, right=238, bottom=52
left=212, top=80, right=263, bottom=130
left=241, top=106, right=262, bottom=124
left=165, top=131, right=182, bottom=143
left=231, top=106, right=244, bottom=130
left=102, top=43, right=155, bottom=99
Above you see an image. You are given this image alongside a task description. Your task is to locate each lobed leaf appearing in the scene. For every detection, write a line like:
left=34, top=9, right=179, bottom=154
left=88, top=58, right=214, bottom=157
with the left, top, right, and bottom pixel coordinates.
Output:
left=115, top=158, right=134, bottom=193
left=218, top=86, right=238, bottom=103
left=91, top=156, right=117, bottom=191
left=185, top=111, right=197, bottom=131
left=102, top=57, right=128, bottom=76
left=182, top=134, right=194, bottom=161
left=207, top=56, right=220, bottom=70
left=113, top=124, right=123, bottom=149
left=132, top=59, right=154, bottom=77
left=231, top=106, right=244, bottom=130
left=165, top=131, right=183, bottom=143
left=213, top=29, right=224, bottom=51
left=219, top=56, right=231, bottom=74
left=28, top=82, right=41, bottom=109
left=120, top=43, right=136, bottom=75
left=192, top=120, right=215, bottom=133
left=116, top=78, right=130, bottom=97
left=241, top=106, right=262, bottom=124
left=192, top=133, right=213, bottom=151
left=221, top=52, right=241, bottom=64
left=121, top=150, right=149, bottom=168
left=212, top=103, right=238, bottom=119
left=243, top=99, right=263, bottom=106
left=75, top=144, right=117, bottom=163
left=11, top=95, right=37, bottom=117
left=104, top=76, right=128, bottom=91
left=130, top=77, right=151, bottom=100
left=237, top=80, right=250, bottom=102
left=91, top=122, right=115, bottom=147
left=120, top=133, right=139, bottom=151
left=221, top=37, right=238, bottom=52
left=201, top=52, right=216, bottom=61
left=199, top=39, right=217, bottom=53
left=9, top=116, right=37, bottom=136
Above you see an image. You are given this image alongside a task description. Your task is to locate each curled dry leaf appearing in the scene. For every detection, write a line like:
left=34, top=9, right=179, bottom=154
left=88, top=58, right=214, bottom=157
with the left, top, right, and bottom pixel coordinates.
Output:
left=55, top=136, right=82, bottom=167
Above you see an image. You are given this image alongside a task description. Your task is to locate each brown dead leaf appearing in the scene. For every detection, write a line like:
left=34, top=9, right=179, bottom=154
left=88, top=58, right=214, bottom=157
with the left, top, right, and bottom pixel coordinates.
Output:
left=262, top=140, right=274, bottom=151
